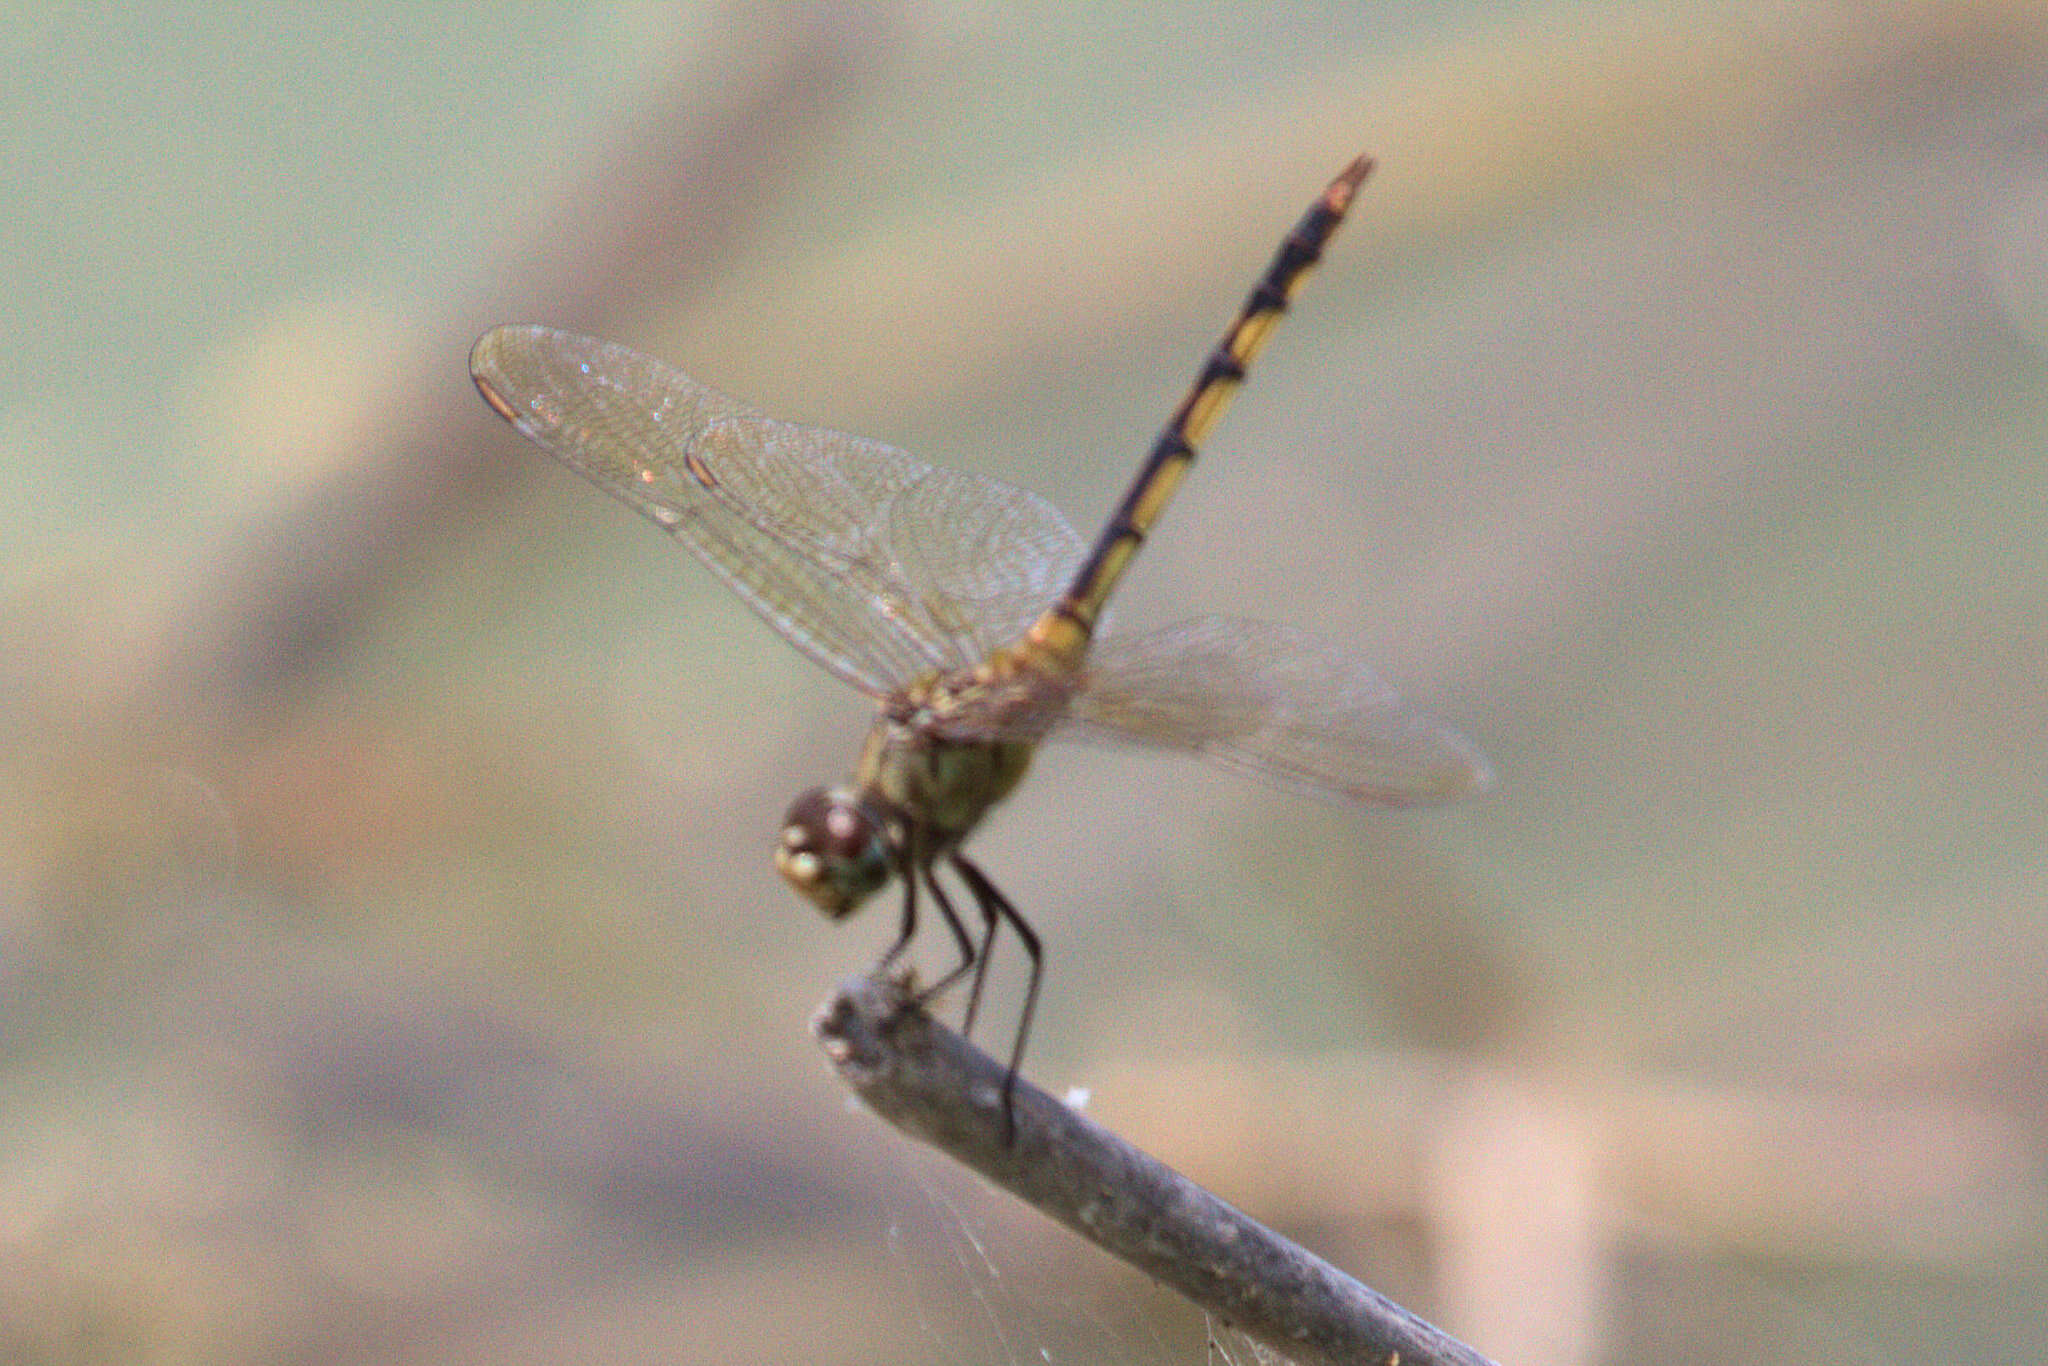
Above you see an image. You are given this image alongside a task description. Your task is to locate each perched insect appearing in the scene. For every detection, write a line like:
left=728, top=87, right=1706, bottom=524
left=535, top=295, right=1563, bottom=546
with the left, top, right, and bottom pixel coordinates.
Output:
left=471, top=156, right=1490, bottom=1127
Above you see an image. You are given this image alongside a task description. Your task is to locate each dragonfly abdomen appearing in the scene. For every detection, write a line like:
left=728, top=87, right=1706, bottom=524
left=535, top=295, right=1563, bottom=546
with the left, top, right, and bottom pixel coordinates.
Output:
left=1038, top=156, right=1373, bottom=645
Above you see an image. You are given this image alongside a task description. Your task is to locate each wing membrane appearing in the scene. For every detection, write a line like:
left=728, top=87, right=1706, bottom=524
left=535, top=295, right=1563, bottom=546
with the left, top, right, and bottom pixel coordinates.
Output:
left=471, top=325, right=1084, bottom=695
left=1064, top=615, right=1493, bottom=806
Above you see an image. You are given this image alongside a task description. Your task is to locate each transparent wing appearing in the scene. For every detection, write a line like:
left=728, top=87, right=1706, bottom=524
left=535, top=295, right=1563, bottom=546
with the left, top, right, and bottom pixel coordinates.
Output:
left=1063, top=615, right=1494, bottom=807
left=471, top=325, right=1085, bottom=696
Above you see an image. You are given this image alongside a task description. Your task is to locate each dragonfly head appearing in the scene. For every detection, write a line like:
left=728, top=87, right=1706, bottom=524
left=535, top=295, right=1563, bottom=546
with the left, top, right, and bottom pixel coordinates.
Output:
left=776, top=785, right=895, bottom=918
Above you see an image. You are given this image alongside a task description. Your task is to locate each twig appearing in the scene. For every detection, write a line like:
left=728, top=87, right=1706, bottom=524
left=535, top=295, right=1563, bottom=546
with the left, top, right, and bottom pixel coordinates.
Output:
left=813, top=976, right=1501, bottom=1366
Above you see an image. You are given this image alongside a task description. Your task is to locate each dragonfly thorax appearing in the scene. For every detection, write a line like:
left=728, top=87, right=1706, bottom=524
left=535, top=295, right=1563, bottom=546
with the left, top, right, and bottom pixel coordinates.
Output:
left=864, top=671, right=1044, bottom=842
left=777, top=676, right=1047, bottom=922
left=776, top=785, right=895, bottom=919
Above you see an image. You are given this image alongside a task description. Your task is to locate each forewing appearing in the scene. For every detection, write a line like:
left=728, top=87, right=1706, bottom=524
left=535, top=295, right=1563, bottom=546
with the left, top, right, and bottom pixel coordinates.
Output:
left=472, top=325, right=1082, bottom=693
left=1064, top=615, right=1494, bottom=806
left=883, top=463, right=1086, bottom=665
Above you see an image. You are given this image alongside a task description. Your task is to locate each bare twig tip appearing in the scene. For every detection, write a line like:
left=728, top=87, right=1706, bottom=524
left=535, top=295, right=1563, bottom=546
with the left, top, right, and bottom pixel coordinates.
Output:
left=812, top=975, right=1501, bottom=1366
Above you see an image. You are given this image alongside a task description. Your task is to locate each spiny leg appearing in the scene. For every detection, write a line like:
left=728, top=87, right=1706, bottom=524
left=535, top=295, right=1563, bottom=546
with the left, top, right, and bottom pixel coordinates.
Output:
left=951, top=853, right=1042, bottom=1141
left=912, top=865, right=979, bottom=1003
left=876, top=849, right=919, bottom=971
left=960, top=882, right=1004, bottom=1038
left=1027, top=156, right=1372, bottom=662
left=877, top=825, right=938, bottom=971
left=875, top=822, right=979, bottom=999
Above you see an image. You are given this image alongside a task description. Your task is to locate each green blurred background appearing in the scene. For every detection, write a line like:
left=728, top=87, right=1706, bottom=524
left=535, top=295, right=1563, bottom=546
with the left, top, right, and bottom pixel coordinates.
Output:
left=5, top=2, right=2047, bottom=1362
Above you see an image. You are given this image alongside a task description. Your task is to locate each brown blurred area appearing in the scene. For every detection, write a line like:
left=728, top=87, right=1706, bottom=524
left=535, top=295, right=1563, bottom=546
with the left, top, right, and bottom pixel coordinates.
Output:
left=5, top=3, right=2048, bottom=1363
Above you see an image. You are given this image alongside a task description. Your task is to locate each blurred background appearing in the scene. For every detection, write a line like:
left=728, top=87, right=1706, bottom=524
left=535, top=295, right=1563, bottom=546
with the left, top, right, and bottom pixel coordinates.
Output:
left=5, top=2, right=2047, bottom=1362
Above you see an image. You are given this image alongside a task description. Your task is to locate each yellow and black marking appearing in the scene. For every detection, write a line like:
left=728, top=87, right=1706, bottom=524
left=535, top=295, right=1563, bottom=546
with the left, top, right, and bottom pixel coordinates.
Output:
left=1027, top=155, right=1372, bottom=664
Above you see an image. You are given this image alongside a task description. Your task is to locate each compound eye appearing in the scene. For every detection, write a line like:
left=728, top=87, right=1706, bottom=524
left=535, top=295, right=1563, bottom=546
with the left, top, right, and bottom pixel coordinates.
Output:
left=776, top=787, right=894, bottom=918
left=784, top=787, right=879, bottom=862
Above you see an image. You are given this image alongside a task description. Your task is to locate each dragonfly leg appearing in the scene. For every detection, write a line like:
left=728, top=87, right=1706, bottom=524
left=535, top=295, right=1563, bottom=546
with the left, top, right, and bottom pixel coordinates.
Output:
left=913, top=865, right=979, bottom=1005
left=876, top=851, right=919, bottom=970
left=951, top=854, right=1041, bottom=1143
left=960, top=888, right=1003, bottom=1038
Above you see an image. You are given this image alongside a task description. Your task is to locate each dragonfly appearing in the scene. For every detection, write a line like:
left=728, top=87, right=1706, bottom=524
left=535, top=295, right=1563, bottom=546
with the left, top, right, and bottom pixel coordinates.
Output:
left=470, top=156, right=1491, bottom=1129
